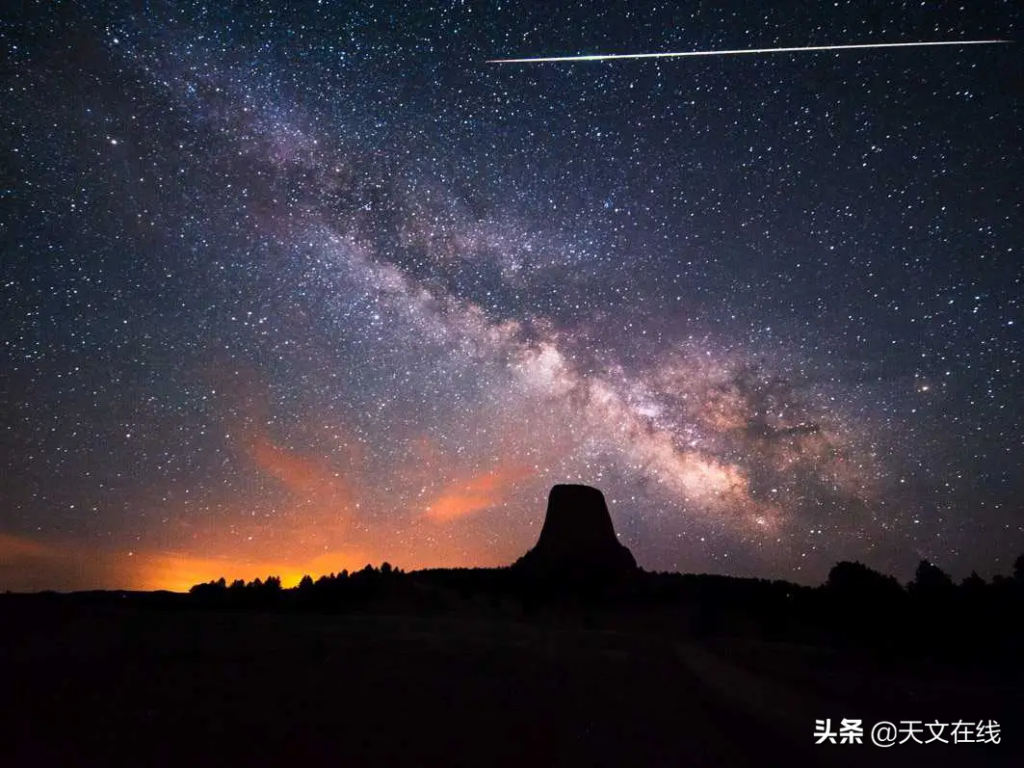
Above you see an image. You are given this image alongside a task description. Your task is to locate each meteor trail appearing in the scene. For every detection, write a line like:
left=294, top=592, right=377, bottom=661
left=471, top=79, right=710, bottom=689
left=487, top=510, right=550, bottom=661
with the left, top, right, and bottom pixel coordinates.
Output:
left=487, top=39, right=1010, bottom=64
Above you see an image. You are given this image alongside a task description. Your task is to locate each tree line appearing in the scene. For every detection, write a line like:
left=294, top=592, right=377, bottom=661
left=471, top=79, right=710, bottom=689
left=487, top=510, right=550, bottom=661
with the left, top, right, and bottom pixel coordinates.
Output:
left=184, top=555, right=1024, bottom=661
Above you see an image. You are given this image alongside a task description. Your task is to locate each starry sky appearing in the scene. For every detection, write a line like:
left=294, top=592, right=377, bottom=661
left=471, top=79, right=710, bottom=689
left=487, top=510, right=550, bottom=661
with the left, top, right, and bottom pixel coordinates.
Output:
left=1, top=1, right=1021, bottom=592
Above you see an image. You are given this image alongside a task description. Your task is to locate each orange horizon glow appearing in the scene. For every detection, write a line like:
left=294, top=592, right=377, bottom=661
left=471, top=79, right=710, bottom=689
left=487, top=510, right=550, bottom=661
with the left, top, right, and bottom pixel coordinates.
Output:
left=130, top=548, right=375, bottom=592
left=0, top=531, right=379, bottom=592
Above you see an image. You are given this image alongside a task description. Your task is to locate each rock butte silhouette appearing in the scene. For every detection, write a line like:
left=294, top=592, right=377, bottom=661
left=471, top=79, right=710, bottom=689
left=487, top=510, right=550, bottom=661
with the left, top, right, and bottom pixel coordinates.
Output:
left=513, top=484, right=638, bottom=579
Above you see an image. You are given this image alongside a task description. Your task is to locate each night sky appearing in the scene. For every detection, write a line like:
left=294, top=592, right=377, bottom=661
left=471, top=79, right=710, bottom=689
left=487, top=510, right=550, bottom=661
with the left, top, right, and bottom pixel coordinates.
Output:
left=2, top=1, right=1021, bottom=592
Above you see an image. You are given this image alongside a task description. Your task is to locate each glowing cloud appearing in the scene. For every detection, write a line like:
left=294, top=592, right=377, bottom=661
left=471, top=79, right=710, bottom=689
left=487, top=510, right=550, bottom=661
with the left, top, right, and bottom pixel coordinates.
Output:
left=424, top=465, right=535, bottom=522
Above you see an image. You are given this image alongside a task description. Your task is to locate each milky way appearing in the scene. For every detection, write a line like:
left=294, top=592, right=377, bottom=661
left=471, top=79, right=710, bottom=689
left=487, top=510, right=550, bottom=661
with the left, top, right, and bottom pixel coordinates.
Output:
left=1, top=2, right=1021, bottom=590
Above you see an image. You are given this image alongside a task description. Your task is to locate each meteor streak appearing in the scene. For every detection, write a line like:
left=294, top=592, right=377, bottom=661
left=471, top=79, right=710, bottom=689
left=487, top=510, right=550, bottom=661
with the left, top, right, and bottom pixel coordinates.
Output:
left=487, top=39, right=1010, bottom=64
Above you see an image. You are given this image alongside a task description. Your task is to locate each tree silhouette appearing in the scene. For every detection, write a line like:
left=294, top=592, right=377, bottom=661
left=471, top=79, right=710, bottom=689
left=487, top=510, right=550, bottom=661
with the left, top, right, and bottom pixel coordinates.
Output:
left=959, top=571, right=987, bottom=596
left=189, top=578, right=227, bottom=599
left=826, top=561, right=903, bottom=600
left=822, top=560, right=905, bottom=641
left=908, top=559, right=955, bottom=598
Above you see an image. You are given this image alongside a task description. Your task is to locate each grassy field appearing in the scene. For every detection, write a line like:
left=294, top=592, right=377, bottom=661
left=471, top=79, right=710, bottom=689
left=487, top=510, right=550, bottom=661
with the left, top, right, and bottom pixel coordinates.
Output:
left=0, top=603, right=1018, bottom=767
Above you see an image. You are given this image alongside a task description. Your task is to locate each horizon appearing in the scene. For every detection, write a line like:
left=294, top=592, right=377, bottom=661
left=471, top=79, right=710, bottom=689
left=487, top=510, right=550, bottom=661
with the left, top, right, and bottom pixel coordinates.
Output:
left=2, top=2, right=1021, bottom=593
left=1, top=480, right=1018, bottom=593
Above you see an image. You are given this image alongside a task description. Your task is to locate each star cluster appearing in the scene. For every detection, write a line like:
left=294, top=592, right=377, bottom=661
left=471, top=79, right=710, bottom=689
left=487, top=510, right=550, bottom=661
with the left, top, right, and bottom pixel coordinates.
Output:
left=1, top=1, right=1020, bottom=590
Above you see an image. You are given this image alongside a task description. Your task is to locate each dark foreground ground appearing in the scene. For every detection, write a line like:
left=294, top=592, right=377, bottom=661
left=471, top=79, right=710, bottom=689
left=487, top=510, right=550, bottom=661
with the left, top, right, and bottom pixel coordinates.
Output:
left=1, top=603, right=1020, bottom=767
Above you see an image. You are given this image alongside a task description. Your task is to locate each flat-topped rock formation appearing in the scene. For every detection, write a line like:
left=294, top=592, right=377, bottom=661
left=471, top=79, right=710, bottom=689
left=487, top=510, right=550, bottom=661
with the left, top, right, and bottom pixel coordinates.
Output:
left=513, top=484, right=637, bottom=579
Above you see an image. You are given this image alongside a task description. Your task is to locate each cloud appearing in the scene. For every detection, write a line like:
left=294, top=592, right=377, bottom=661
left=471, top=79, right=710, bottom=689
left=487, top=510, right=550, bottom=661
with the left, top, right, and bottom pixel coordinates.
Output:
left=0, top=533, right=115, bottom=592
left=248, top=431, right=354, bottom=505
left=0, top=532, right=53, bottom=560
left=423, top=464, right=535, bottom=522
